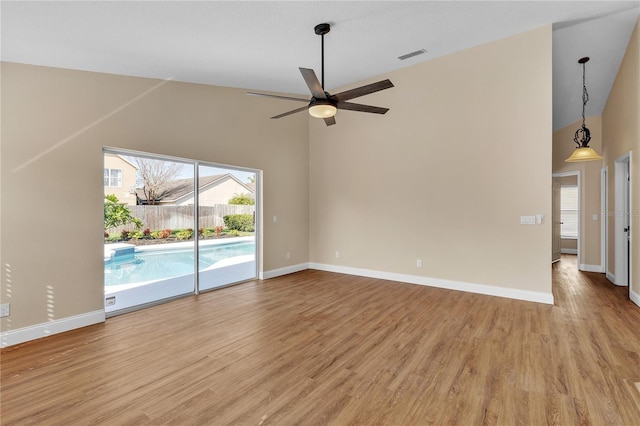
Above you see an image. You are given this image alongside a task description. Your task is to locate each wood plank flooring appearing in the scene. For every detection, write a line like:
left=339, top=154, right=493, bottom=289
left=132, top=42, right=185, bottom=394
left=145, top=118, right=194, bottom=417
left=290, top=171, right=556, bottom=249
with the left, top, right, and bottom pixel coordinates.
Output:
left=1, top=255, right=639, bottom=425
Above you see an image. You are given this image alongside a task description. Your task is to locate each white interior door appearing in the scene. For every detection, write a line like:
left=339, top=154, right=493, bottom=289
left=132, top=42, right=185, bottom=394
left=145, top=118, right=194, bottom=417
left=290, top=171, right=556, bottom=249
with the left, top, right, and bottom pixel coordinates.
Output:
left=552, top=179, right=561, bottom=263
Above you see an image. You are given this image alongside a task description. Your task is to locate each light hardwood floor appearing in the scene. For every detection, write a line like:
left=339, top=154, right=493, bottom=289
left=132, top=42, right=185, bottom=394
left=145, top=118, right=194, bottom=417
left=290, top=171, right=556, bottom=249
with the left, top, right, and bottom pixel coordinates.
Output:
left=1, top=255, right=639, bottom=425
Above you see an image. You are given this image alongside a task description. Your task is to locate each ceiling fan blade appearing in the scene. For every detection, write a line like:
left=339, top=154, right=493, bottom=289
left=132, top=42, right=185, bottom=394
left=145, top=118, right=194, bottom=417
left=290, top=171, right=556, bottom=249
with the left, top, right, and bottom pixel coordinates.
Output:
left=324, top=116, right=336, bottom=126
left=246, top=92, right=309, bottom=102
left=331, top=79, right=394, bottom=102
left=271, top=105, right=309, bottom=119
left=299, top=68, right=327, bottom=99
left=337, top=102, right=389, bottom=114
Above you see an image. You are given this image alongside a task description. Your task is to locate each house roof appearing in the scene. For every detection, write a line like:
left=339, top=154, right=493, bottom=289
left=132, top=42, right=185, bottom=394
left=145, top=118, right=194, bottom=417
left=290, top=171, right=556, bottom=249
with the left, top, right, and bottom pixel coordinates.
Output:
left=136, top=173, right=254, bottom=203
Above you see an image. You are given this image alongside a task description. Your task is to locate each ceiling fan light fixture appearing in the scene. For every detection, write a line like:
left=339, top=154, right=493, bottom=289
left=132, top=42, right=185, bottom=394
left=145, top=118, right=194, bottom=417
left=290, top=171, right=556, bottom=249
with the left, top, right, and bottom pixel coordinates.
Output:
left=308, top=100, right=337, bottom=118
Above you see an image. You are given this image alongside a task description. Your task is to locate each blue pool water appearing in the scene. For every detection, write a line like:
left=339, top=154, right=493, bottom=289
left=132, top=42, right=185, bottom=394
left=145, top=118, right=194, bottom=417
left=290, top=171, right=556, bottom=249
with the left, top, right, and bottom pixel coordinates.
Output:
left=105, top=242, right=255, bottom=286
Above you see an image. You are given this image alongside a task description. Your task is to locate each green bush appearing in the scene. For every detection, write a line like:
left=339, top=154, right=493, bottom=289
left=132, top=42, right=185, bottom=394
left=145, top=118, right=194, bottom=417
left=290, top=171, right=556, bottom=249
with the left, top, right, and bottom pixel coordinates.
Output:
left=175, top=228, right=194, bottom=240
left=228, top=194, right=255, bottom=205
left=223, top=214, right=254, bottom=232
left=129, top=230, right=144, bottom=240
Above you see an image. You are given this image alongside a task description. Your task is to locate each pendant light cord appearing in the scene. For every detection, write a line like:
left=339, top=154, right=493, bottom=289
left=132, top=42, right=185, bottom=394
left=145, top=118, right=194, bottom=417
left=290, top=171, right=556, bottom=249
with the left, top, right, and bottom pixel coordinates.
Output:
left=581, top=61, right=589, bottom=128
left=574, top=59, right=591, bottom=147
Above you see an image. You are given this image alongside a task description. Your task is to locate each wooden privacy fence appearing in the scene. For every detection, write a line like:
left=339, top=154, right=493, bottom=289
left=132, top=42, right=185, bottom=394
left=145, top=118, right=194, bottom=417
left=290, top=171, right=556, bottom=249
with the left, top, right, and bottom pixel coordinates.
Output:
left=109, top=205, right=255, bottom=233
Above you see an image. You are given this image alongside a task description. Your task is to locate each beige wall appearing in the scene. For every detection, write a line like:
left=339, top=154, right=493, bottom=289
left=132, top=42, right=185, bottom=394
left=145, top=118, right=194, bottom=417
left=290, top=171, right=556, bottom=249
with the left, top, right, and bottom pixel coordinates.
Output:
left=103, top=153, right=138, bottom=205
left=602, top=16, right=640, bottom=297
left=561, top=238, right=578, bottom=251
left=1, top=62, right=309, bottom=331
left=552, top=116, right=603, bottom=267
left=309, top=26, right=553, bottom=294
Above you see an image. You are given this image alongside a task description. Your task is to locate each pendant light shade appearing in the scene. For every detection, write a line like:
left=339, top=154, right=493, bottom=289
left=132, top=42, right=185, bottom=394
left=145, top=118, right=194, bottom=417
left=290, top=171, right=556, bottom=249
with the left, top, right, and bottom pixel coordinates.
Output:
left=565, top=146, right=603, bottom=162
left=565, top=57, right=602, bottom=162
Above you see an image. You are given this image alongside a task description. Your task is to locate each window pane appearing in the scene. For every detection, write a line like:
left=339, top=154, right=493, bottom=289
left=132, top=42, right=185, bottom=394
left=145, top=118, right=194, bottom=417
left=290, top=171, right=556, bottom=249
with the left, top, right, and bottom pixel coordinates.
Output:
left=104, top=168, right=110, bottom=186
left=110, top=169, right=122, bottom=187
left=560, top=185, right=578, bottom=238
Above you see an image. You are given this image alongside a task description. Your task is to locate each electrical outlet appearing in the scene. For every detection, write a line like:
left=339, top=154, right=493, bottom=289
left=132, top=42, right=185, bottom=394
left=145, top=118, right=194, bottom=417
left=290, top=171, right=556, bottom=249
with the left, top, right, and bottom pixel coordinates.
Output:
left=0, top=303, right=10, bottom=318
left=416, top=259, right=423, bottom=268
left=286, top=252, right=291, bottom=259
left=335, top=251, right=340, bottom=258
left=105, top=297, right=116, bottom=306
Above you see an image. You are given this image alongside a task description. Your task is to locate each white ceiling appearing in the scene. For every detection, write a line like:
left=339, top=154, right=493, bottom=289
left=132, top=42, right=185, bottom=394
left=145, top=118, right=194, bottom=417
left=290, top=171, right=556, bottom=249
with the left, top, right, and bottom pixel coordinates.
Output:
left=2, top=1, right=639, bottom=131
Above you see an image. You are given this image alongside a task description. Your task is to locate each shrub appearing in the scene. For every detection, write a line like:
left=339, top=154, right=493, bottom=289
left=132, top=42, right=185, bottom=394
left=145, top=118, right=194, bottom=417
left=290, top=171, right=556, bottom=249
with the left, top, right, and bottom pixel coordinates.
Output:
left=129, top=230, right=144, bottom=240
left=228, top=193, right=255, bottom=205
left=104, top=231, right=109, bottom=238
left=175, top=228, right=194, bottom=240
left=228, top=229, right=240, bottom=237
left=143, top=228, right=152, bottom=238
left=223, top=214, right=254, bottom=232
left=215, top=225, right=224, bottom=236
left=121, top=229, right=130, bottom=240
left=159, top=229, right=172, bottom=239
left=104, top=194, right=143, bottom=231
left=150, top=230, right=161, bottom=239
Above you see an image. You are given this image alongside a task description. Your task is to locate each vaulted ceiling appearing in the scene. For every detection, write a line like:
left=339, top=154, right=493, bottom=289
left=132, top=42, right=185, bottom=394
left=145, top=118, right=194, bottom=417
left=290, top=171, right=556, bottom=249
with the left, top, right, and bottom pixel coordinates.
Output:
left=2, top=1, right=639, bottom=131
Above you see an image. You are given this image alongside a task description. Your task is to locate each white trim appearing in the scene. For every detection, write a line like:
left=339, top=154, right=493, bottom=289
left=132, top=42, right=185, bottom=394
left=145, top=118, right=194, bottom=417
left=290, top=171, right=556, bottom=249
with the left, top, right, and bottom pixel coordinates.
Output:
left=601, top=167, right=608, bottom=277
left=579, top=264, right=604, bottom=273
left=0, top=310, right=105, bottom=348
left=561, top=248, right=578, bottom=254
left=309, top=263, right=554, bottom=305
left=630, top=287, right=640, bottom=308
left=606, top=271, right=616, bottom=283
left=614, top=153, right=631, bottom=286
left=260, top=263, right=310, bottom=280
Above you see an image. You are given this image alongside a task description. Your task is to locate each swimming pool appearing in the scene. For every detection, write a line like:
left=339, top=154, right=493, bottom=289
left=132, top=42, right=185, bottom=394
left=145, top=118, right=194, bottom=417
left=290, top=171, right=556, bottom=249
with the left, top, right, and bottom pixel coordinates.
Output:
left=105, top=240, right=255, bottom=286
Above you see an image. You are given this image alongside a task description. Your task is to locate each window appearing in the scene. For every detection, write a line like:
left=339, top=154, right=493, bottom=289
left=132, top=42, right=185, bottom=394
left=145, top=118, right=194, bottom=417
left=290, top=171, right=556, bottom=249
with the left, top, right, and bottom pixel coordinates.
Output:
left=104, top=168, right=122, bottom=187
left=561, top=185, right=578, bottom=238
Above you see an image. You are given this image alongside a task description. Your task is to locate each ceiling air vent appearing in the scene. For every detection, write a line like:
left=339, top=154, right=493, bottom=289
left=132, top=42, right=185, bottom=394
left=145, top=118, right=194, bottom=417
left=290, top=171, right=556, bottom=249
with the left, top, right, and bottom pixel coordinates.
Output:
left=398, top=49, right=427, bottom=61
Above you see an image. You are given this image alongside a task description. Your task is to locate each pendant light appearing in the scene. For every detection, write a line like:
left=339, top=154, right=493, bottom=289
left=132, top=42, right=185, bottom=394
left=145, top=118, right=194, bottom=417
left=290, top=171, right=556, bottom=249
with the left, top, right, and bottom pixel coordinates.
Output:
left=566, top=57, right=603, bottom=162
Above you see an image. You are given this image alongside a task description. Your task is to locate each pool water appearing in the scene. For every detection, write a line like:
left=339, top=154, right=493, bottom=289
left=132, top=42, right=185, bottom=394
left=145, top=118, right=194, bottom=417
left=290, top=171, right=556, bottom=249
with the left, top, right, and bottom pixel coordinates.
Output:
left=105, top=242, right=255, bottom=286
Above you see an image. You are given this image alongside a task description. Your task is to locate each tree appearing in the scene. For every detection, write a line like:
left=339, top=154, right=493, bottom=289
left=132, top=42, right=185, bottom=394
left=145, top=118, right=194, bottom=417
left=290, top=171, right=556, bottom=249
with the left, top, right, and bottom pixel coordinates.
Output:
left=135, top=158, right=183, bottom=205
left=247, top=176, right=256, bottom=184
left=104, top=194, right=143, bottom=231
left=229, top=193, right=255, bottom=205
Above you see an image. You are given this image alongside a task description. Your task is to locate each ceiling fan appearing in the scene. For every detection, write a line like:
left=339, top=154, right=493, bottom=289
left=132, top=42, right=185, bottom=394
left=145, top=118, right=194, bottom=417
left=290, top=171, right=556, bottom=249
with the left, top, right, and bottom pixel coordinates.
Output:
left=247, top=23, right=394, bottom=126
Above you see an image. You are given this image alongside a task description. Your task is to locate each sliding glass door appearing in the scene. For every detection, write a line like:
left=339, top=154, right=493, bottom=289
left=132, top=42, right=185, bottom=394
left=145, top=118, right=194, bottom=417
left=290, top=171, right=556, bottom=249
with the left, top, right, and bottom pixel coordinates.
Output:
left=104, top=149, right=258, bottom=315
left=197, top=164, right=257, bottom=291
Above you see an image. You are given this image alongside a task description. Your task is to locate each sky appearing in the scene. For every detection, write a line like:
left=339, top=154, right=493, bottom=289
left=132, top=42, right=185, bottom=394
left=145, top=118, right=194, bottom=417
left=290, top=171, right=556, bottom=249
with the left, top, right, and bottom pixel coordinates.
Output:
left=124, top=155, right=256, bottom=184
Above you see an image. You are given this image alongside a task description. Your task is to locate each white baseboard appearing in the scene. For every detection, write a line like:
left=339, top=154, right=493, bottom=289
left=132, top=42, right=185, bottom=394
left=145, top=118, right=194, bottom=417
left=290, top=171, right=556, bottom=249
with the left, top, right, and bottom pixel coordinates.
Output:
left=1, top=310, right=105, bottom=348
left=561, top=248, right=578, bottom=254
left=630, top=288, right=640, bottom=308
left=606, top=271, right=616, bottom=283
left=579, top=264, right=604, bottom=273
left=308, top=263, right=554, bottom=305
left=261, top=263, right=310, bottom=280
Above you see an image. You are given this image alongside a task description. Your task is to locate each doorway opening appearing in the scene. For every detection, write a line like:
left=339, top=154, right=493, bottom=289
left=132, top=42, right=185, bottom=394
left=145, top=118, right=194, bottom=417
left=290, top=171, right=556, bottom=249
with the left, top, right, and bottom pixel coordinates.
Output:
left=103, top=148, right=259, bottom=315
left=553, top=172, right=581, bottom=265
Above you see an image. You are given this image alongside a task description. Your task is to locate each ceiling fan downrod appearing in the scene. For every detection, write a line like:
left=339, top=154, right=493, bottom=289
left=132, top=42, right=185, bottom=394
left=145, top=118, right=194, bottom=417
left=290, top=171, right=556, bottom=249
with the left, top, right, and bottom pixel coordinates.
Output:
left=314, top=23, right=331, bottom=91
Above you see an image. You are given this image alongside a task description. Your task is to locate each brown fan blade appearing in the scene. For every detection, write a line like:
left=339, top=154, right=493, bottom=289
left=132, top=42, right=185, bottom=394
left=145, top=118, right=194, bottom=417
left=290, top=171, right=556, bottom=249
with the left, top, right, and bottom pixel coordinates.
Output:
left=299, top=68, right=327, bottom=99
left=331, top=79, right=394, bottom=102
left=337, top=102, right=389, bottom=114
left=247, top=92, right=310, bottom=102
left=271, top=105, right=309, bottom=119
left=324, top=116, right=336, bottom=126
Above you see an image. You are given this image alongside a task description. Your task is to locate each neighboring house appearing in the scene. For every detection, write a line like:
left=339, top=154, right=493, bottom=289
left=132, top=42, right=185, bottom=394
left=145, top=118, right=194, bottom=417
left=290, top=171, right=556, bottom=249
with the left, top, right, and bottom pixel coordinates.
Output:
left=103, top=153, right=138, bottom=205
left=136, top=173, right=254, bottom=206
